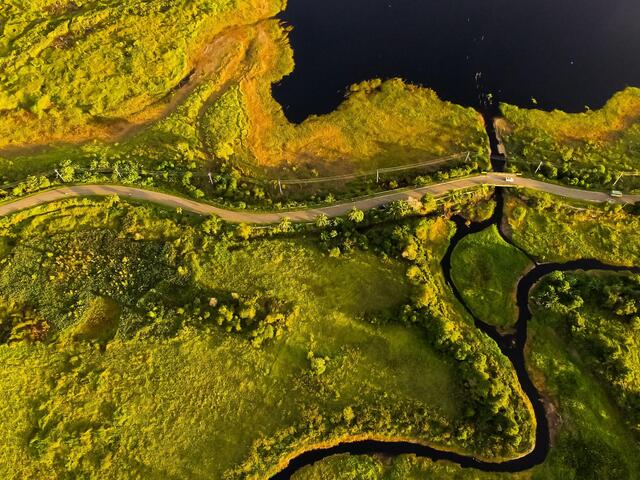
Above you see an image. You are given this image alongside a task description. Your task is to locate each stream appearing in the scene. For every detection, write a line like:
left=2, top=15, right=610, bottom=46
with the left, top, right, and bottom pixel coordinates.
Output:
left=269, top=133, right=640, bottom=479
left=266, top=0, right=640, bottom=474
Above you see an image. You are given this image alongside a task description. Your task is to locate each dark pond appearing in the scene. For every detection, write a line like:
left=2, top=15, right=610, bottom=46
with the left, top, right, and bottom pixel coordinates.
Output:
left=273, top=0, right=640, bottom=122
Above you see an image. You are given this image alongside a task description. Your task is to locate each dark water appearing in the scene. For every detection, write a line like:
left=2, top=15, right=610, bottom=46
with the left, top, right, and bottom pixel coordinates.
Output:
left=273, top=0, right=640, bottom=122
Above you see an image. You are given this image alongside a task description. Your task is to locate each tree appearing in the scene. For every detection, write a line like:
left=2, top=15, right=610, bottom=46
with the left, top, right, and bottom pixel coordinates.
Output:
left=277, top=217, right=292, bottom=233
left=420, top=193, right=437, bottom=213
left=413, top=282, right=439, bottom=309
left=236, top=223, right=252, bottom=240
left=59, top=160, right=75, bottom=182
left=38, top=176, right=51, bottom=190
left=347, top=207, right=365, bottom=223
left=402, top=239, right=419, bottom=261
left=182, top=171, right=193, bottom=187
left=25, top=176, right=39, bottom=192
left=387, top=200, right=412, bottom=219
left=342, top=406, right=355, bottom=424
left=202, top=216, right=222, bottom=235
left=315, top=213, right=330, bottom=228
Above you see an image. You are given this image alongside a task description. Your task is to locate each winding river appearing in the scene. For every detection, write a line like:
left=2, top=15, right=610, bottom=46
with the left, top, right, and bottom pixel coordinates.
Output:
left=269, top=142, right=640, bottom=479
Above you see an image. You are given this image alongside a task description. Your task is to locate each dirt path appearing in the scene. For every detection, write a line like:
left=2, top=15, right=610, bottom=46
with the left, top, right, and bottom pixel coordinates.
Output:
left=0, top=174, right=637, bottom=224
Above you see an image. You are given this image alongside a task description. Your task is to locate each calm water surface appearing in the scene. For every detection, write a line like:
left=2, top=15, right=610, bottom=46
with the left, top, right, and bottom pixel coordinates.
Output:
left=273, top=0, right=640, bottom=122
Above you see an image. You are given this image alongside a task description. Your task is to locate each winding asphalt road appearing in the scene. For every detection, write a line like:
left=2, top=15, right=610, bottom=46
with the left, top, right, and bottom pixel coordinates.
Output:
left=0, top=173, right=638, bottom=224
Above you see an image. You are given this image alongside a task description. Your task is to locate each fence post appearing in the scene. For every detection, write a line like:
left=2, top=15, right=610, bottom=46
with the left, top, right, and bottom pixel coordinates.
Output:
left=376, top=170, right=380, bottom=183
left=278, top=180, right=283, bottom=195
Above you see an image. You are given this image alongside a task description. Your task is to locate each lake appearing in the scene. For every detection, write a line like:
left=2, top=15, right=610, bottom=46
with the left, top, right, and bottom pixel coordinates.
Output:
left=272, top=0, right=640, bottom=122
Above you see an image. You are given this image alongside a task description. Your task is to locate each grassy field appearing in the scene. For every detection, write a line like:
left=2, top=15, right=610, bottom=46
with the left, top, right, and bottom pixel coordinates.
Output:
left=293, top=270, right=640, bottom=480
left=0, top=0, right=282, bottom=149
left=451, top=225, right=532, bottom=329
left=526, top=271, right=640, bottom=479
left=505, top=190, right=640, bottom=266
left=0, top=197, right=537, bottom=478
left=0, top=7, right=489, bottom=206
left=499, top=88, right=640, bottom=191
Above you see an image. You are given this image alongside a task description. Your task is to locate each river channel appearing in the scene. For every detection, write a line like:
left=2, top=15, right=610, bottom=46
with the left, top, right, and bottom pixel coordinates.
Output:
left=268, top=1, right=640, bottom=476
left=269, top=119, right=640, bottom=480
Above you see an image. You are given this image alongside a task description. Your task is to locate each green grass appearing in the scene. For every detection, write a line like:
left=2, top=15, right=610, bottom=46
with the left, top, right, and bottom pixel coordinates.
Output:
left=526, top=273, right=640, bottom=479
left=294, top=270, right=640, bottom=480
left=499, top=88, right=640, bottom=191
left=2, top=197, right=524, bottom=479
left=0, top=0, right=281, bottom=149
left=527, top=334, right=640, bottom=480
left=451, top=225, right=532, bottom=328
left=1, top=319, right=465, bottom=479
left=0, top=11, right=489, bottom=209
left=505, top=190, right=640, bottom=266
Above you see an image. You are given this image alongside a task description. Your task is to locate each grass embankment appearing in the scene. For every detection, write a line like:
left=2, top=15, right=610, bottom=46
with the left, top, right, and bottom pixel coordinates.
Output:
left=0, top=197, right=534, bottom=478
left=527, top=271, right=640, bottom=479
left=504, top=190, right=640, bottom=266
left=498, top=88, right=640, bottom=191
left=451, top=225, right=532, bottom=329
left=0, top=14, right=489, bottom=207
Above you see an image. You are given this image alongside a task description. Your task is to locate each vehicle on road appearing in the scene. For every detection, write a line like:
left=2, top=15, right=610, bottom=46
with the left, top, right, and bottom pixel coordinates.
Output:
left=505, top=176, right=515, bottom=183
left=610, top=190, right=623, bottom=198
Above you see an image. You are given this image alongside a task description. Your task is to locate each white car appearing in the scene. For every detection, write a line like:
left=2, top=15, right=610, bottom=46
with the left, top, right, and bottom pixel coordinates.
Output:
left=504, top=176, right=515, bottom=183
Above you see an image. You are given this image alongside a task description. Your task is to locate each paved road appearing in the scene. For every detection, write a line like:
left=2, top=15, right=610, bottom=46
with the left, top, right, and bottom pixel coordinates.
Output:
left=0, top=174, right=637, bottom=224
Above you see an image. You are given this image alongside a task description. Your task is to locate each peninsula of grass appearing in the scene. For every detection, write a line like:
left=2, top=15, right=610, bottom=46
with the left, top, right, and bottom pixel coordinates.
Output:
left=498, top=87, right=640, bottom=191
left=0, top=197, right=535, bottom=478
left=505, top=190, right=640, bottom=266
left=451, top=225, right=532, bottom=329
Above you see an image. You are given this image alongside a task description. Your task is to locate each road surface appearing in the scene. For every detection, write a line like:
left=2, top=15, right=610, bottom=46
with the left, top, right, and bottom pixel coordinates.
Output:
left=0, top=173, right=637, bottom=224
